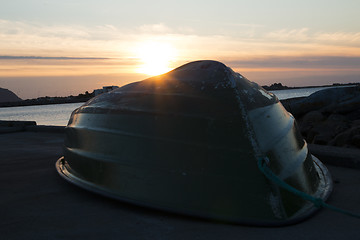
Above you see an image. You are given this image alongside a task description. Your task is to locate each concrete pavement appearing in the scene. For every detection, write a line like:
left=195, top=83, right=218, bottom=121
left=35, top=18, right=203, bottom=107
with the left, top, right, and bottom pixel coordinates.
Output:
left=1, top=131, right=359, bottom=240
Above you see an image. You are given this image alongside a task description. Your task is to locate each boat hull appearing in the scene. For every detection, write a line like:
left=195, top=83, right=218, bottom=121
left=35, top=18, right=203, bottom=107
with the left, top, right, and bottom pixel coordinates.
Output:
left=56, top=60, right=332, bottom=225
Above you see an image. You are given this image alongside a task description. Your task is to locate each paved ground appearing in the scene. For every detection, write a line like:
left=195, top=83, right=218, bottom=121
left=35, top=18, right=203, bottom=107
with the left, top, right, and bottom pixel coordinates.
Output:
left=1, top=131, right=360, bottom=240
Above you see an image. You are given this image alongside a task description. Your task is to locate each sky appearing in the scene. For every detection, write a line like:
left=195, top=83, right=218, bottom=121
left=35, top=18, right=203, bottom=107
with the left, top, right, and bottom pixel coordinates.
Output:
left=1, top=0, right=360, bottom=99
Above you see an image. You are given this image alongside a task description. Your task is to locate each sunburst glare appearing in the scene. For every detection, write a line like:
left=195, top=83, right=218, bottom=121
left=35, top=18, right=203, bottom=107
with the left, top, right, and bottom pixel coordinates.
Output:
left=135, top=41, right=176, bottom=76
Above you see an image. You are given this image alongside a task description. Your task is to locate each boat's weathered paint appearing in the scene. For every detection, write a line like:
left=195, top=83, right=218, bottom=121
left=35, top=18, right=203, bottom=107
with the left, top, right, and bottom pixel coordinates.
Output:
left=56, top=60, right=332, bottom=226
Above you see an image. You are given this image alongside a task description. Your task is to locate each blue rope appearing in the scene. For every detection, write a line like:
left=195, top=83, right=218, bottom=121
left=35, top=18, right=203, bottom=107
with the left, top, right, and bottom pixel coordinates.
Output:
left=257, top=157, right=360, bottom=219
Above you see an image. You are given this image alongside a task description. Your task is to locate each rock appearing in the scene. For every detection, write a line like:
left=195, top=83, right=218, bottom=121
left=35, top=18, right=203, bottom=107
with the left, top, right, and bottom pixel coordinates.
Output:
left=301, top=110, right=324, bottom=124
left=330, top=131, right=351, bottom=147
left=299, top=111, right=324, bottom=134
left=299, top=112, right=350, bottom=145
left=280, top=97, right=306, bottom=113
left=326, top=114, right=349, bottom=135
left=308, top=144, right=360, bottom=169
left=0, top=120, right=37, bottom=128
left=351, top=135, right=360, bottom=148
left=0, top=120, right=37, bottom=133
left=327, top=113, right=346, bottom=122
left=0, top=88, right=22, bottom=103
left=313, top=134, right=331, bottom=145
left=310, top=122, right=339, bottom=145
left=287, top=85, right=360, bottom=117
left=284, top=85, right=360, bottom=149
left=330, top=126, right=360, bottom=148
left=352, top=119, right=360, bottom=127
left=333, top=96, right=360, bottom=114
left=346, top=108, right=360, bottom=122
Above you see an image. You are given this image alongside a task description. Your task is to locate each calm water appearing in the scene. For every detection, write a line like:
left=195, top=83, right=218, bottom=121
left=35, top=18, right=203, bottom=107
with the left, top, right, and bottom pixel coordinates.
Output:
left=0, top=86, right=344, bottom=126
left=0, top=102, right=83, bottom=126
left=270, top=86, right=333, bottom=100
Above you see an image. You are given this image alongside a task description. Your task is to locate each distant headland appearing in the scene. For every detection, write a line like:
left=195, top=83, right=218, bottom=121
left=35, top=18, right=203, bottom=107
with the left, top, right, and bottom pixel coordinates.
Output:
left=0, top=86, right=121, bottom=108
left=262, top=82, right=358, bottom=91
left=0, top=89, right=94, bottom=108
left=0, top=88, right=22, bottom=103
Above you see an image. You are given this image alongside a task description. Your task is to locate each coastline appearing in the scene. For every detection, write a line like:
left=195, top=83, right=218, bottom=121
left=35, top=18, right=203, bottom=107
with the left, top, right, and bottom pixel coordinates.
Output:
left=262, top=82, right=358, bottom=91
left=1, top=83, right=358, bottom=108
left=0, top=96, right=90, bottom=108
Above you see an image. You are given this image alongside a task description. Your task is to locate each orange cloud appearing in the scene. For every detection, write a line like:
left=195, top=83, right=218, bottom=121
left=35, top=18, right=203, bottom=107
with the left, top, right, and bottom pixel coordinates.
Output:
left=1, top=20, right=359, bottom=98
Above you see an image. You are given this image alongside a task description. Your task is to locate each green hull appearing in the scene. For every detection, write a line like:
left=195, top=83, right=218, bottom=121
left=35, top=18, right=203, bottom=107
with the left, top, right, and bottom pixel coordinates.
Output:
left=56, top=60, right=332, bottom=226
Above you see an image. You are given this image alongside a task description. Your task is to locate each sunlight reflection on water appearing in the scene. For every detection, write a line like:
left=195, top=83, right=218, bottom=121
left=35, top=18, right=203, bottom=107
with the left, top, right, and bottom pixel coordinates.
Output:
left=269, top=86, right=333, bottom=100
left=0, top=102, right=83, bottom=126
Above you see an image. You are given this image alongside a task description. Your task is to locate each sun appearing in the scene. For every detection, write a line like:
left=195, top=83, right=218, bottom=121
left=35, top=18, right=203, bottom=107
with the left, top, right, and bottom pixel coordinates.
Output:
left=136, top=41, right=176, bottom=76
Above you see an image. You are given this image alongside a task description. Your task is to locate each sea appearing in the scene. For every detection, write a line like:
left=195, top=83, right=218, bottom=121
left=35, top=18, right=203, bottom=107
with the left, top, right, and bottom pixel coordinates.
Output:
left=0, top=86, right=347, bottom=126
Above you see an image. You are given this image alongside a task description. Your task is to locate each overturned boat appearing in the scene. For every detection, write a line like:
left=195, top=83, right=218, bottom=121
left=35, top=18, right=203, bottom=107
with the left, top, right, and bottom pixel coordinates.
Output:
left=56, top=60, right=332, bottom=226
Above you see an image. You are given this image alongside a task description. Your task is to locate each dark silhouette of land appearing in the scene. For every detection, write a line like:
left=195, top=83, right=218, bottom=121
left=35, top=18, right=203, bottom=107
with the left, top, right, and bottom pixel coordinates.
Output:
left=262, top=82, right=358, bottom=91
left=0, top=88, right=22, bottom=103
left=0, top=90, right=94, bottom=107
left=0, top=82, right=358, bottom=108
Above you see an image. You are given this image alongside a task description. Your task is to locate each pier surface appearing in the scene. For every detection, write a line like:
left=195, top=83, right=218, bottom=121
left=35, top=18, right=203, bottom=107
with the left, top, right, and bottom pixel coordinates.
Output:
left=1, top=130, right=360, bottom=240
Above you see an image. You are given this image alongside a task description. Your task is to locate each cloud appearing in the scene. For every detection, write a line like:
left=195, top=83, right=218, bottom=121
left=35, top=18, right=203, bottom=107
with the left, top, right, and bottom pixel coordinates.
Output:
left=314, top=32, right=360, bottom=46
left=0, top=56, right=108, bottom=60
left=0, top=55, right=139, bottom=79
left=138, top=23, right=173, bottom=34
left=1, top=19, right=359, bottom=99
left=0, top=19, right=134, bottom=57
left=265, top=28, right=310, bottom=41
left=1, top=19, right=360, bottom=77
left=1, top=19, right=360, bottom=60
left=265, top=27, right=360, bottom=47
left=226, top=56, right=360, bottom=69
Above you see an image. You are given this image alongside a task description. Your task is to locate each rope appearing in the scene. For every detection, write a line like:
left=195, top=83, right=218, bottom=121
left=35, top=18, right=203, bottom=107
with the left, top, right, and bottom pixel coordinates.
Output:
left=257, top=157, right=360, bottom=219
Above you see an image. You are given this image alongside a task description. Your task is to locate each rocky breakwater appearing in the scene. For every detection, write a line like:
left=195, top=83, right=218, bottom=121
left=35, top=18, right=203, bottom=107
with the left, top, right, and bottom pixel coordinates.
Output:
left=282, top=85, right=360, bottom=149
left=0, top=120, right=36, bottom=133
